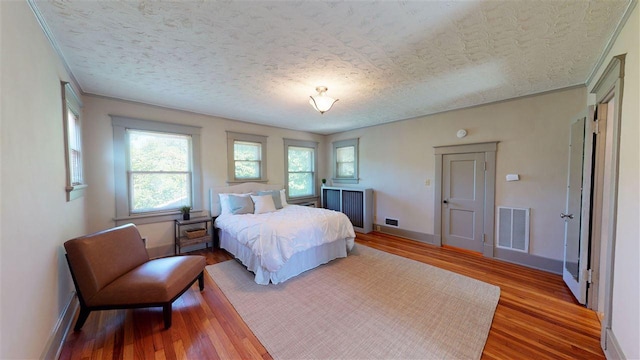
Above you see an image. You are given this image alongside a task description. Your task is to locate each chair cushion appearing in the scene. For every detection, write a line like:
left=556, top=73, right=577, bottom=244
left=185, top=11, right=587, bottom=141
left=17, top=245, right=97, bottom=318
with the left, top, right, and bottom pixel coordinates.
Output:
left=87, top=255, right=205, bottom=307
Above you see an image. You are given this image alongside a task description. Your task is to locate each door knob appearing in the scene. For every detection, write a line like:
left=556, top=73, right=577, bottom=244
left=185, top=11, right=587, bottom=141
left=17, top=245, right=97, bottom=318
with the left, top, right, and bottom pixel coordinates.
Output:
left=443, top=200, right=448, bottom=204
left=560, top=213, right=574, bottom=219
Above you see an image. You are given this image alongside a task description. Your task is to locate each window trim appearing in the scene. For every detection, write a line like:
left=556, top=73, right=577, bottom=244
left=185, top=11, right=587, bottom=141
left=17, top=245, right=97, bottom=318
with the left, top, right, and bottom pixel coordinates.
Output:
left=227, top=131, right=268, bottom=183
left=112, top=116, right=203, bottom=226
left=284, top=138, right=318, bottom=201
left=62, top=82, right=86, bottom=201
left=332, top=138, right=359, bottom=184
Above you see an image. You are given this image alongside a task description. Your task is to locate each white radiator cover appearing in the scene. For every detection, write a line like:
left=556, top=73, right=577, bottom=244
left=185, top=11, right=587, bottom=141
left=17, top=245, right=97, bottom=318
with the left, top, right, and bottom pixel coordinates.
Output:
left=497, top=206, right=530, bottom=252
left=321, top=186, right=373, bottom=233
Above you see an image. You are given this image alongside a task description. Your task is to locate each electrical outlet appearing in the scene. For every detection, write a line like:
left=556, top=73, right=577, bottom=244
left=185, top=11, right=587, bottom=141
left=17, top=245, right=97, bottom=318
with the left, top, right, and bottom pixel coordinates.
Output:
left=375, top=225, right=381, bottom=231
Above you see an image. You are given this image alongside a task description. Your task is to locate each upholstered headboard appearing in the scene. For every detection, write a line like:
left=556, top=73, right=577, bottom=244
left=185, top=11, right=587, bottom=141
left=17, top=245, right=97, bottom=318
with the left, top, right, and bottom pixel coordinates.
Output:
left=209, top=182, right=283, bottom=217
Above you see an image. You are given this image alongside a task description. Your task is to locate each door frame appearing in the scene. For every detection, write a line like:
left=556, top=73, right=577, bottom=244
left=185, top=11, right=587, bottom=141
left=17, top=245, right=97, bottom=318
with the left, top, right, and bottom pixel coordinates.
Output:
left=590, top=54, right=625, bottom=355
left=434, top=142, right=498, bottom=257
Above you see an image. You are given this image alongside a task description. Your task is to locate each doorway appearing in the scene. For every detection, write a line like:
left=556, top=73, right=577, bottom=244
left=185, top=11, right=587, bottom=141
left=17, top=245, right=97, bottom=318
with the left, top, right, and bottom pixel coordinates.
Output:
left=434, top=142, right=497, bottom=257
left=583, top=54, right=624, bottom=355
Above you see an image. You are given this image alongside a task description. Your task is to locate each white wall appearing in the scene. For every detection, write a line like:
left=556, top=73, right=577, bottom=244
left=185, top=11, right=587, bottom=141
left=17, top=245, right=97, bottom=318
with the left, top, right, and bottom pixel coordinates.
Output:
left=587, top=4, right=639, bottom=358
left=326, top=86, right=586, bottom=262
left=0, top=2, right=87, bottom=358
left=83, top=96, right=325, bottom=253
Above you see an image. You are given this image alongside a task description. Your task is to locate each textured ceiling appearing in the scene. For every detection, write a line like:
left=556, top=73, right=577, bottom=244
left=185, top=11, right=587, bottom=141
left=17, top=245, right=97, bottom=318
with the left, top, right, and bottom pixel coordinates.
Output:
left=33, top=0, right=630, bottom=134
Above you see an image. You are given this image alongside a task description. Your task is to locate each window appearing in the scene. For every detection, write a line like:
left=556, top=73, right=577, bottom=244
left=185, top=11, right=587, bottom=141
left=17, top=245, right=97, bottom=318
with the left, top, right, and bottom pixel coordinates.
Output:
left=333, top=138, right=359, bottom=184
left=128, top=130, right=191, bottom=213
left=62, top=82, right=86, bottom=201
left=284, top=139, right=318, bottom=199
left=112, top=116, right=202, bottom=225
left=234, top=141, right=262, bottom=180
left=227, top=131, right=268, bottom=183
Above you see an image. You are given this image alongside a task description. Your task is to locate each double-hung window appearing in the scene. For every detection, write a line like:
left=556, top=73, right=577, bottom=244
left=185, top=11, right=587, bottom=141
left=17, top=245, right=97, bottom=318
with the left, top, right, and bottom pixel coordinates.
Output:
left=127, top=130, right=192, bottom=213
left=227, top=132, right=268, bottom=183
left=234, top=141, right=262, bottom=180
left=62, top=82, right=86, bottom=201
left=112, top=116, right=202, bottom=225
left=333, top=138, right=359, bottom=184
left=284, top=139, right=318, bottom=199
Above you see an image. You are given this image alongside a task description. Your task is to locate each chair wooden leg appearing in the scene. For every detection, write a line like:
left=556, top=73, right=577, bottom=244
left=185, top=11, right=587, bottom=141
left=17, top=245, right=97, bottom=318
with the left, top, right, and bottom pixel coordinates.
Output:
left=163, top=303, right=172, bottom=329
left=198, top=272, right=204, bottom=291
left=74, top=307, right=91, bottom=331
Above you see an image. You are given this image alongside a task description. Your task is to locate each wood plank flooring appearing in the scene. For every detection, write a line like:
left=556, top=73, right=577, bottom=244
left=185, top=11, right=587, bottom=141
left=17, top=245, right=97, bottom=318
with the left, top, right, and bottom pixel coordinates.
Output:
left=59, top=232, right=604, bottom=360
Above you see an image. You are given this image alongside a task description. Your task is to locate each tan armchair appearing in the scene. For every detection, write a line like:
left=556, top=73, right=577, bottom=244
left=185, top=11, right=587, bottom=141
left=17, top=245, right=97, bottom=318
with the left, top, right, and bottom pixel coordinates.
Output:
left=64, top=223, right=206, bottom=331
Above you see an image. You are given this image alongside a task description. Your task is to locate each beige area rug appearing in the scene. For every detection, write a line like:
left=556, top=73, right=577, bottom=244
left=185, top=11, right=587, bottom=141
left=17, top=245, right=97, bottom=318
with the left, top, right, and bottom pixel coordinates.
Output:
left=206, top=245, right=500, bottom=360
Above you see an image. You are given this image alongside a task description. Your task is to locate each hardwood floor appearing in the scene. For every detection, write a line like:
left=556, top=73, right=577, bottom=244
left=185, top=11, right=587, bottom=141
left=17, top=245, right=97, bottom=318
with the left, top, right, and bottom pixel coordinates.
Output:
left=59, top=232, right=604, bottom=360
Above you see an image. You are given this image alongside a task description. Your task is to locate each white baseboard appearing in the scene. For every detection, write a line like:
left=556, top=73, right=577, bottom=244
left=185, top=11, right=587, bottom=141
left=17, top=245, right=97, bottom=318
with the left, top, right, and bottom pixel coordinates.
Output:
left=603, top=328, right=626, bottom=359
left=374, top=224, right=436, bottom=244
left=375, top=225, right=562, bottom=274
left=40, top=293, right=79, bottom=360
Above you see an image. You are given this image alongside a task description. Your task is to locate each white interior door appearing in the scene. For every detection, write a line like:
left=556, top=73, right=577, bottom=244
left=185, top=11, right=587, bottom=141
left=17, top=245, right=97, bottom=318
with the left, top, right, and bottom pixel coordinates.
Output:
left=562, top=116, right=589, bottom=304
left=442, top=152, right=485, bottom=253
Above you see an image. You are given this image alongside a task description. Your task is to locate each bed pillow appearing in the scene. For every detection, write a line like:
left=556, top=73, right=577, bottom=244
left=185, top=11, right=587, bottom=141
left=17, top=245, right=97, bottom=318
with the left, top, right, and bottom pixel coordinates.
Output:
left=251, top=194, right=277, bottom=214
left=280, top=189, right=288, bottom=207
left=228, top=194, right=254, bottom=215
left=218, top=193, right=249, bottom=216
left=258, top=190, right=283, bottom=209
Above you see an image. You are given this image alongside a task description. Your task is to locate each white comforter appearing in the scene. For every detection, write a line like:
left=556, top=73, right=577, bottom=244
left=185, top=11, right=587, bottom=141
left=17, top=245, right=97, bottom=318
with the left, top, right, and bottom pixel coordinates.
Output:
left=214, top=205, right=355, bottom=273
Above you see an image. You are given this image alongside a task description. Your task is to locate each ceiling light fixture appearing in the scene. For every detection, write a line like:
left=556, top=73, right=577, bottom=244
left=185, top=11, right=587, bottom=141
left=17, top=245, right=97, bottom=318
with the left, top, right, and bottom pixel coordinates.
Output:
left=309, top=86, right=338, bottom=114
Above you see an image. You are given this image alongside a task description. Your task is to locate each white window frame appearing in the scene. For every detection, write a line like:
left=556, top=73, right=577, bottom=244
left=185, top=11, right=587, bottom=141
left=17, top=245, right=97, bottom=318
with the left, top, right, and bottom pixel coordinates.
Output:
left=112, top=116, right=203, bottom=226
left=227, top=131, right=268, bottom=183
left=332, top=138, right=359, bottom=184
left=284, top=139, right=318, bottom=201
left=62, top=82, right=87, bottom=201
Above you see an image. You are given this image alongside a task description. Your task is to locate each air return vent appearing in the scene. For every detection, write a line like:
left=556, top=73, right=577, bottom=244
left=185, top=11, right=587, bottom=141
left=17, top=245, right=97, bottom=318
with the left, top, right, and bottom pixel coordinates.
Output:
left=497, top=207, right=530, bottom=252
left=385, top=218, right=399, bottom=227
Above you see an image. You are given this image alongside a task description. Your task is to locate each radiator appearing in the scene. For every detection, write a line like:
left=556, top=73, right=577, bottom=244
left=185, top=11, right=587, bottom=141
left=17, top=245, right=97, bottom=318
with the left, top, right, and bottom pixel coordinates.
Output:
left=321, top=186, right=373, bottom=233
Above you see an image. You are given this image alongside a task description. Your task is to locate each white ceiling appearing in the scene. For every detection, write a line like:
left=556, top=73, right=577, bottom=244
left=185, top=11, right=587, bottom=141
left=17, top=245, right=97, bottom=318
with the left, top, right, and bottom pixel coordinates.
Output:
left=33, top=0, right=630, bottom=135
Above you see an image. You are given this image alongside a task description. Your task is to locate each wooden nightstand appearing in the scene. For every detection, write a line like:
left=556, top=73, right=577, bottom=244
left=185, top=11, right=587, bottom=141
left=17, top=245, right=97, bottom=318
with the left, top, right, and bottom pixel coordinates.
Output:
left=174, top=217, right=212, bottom=254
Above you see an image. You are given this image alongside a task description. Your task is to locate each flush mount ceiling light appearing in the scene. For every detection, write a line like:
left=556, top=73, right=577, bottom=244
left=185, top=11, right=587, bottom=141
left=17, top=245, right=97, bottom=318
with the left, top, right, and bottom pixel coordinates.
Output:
left=309, top=86, right=338, bottom=114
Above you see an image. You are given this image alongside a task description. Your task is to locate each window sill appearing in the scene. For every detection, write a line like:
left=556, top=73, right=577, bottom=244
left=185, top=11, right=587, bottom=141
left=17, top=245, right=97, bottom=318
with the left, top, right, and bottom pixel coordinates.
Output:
left=331, top=178, right=359, bottom=185
left=114, top=209, right=209, bottom=227
left=288, top=195, right=318, bottom=204
left=66, top=184, right=87, bottom=201
left=226, top=179, right=269, bottom=185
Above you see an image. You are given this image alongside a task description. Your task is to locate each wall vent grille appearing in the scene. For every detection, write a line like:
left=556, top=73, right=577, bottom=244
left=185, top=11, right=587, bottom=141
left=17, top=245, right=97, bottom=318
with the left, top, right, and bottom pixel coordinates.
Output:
left=497, top=206, right=530, bottom=252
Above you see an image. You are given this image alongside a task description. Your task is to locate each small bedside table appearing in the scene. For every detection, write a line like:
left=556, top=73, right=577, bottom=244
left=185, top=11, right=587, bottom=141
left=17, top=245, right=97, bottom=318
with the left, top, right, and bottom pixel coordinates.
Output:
left=174, top=217, right=213, bottom=254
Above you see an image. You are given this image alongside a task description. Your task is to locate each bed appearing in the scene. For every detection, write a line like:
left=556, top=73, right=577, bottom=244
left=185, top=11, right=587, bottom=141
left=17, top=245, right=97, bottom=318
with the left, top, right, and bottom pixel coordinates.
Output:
left=210, top=183, right=356, bottom=285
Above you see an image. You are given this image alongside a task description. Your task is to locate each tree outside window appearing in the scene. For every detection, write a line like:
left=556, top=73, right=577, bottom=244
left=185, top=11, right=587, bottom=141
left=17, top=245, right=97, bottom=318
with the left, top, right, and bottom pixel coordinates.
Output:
left=128, top=130, right=192, bottom=213
left=234, top=141, right=262, bottom=179
left=332, top=138, right=359, bottom=184
left=227, top=131, right=268, bottom=183
left=288, top=146, right=315, bottom=197
left=112, top=116, right=203, bottom=226
left=336, top=146, right=355, bottom=178
left=284, top=139, right=318, bottom=200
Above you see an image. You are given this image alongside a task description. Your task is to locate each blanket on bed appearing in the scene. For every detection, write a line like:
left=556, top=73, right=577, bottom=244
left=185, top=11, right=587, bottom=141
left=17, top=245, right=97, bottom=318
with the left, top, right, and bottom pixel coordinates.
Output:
left=214, top=205, right=355, bottom=272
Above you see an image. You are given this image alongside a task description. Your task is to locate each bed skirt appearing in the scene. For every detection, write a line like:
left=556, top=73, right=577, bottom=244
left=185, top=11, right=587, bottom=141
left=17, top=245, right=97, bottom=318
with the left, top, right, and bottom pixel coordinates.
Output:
left=219, top=229, right=354, bottom=284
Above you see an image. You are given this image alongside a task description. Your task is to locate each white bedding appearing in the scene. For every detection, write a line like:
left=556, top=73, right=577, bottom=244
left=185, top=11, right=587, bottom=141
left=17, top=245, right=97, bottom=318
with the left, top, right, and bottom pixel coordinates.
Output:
left=214, top=205, right=355, bottom=275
